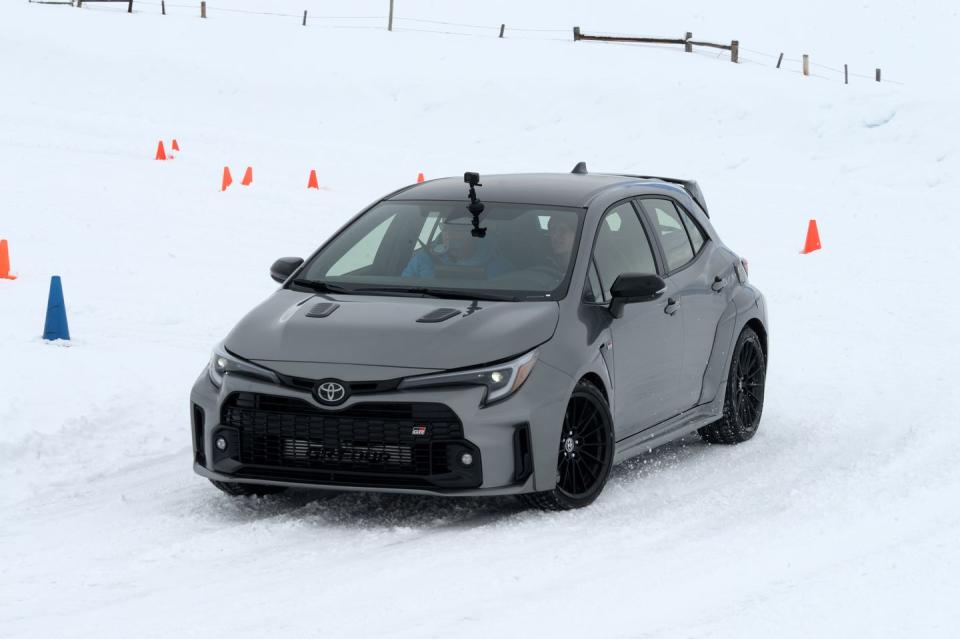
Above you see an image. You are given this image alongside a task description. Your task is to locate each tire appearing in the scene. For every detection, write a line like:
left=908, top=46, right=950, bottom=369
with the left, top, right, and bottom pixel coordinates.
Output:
left=521, top=380, right=615, bottom=511
left=699, top=326, right=766, bottom=445
left=209, top=479, right=288, bottom=497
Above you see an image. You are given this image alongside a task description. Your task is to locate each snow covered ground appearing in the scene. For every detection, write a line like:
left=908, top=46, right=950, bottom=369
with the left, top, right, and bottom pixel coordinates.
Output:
left=1, top=1, right=959, bottom=637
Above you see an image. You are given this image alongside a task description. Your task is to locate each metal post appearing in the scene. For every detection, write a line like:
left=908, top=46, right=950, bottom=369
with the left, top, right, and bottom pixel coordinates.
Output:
left=730, top=40, right=739, bottom=63
left=200, top=0, right=206, bottom=18
left=573, top=26, right=581, bottom=41
left=388, top=0, right=393, bottom=31
left=684, top=32, right=692, bottom=52
left=844, top=64, right=848, bottom=84
left=776, top=52, right=784, bottom=68
left=303, top=10, right=307, bottom=26
left=802, top=54, right=810, bottom=76
left=499, top=23, right=505, bottom=38
left=875, top=68, right=881, bottom=82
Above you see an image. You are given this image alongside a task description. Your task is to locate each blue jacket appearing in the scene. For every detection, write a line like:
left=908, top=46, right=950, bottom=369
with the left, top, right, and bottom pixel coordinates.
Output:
left=402, top=243, right=511, bottom=279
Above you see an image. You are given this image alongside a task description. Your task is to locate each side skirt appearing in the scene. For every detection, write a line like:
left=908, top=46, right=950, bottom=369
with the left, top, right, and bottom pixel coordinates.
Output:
left=612, top=396, right=723, bottom=465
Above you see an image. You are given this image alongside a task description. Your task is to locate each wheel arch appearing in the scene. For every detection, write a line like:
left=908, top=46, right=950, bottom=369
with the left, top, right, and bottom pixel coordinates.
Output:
left=744, top=317, right=768, bottom=358
left=578, top=371, right=609, bottom=403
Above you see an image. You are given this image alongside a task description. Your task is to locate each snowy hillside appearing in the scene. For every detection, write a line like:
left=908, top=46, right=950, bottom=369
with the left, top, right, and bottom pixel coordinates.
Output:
left=1, top=1, right=959, bottom=637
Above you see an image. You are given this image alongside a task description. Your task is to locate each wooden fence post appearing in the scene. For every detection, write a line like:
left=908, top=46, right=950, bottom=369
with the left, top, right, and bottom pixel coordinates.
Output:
left=802, top=54, right=810, bottom=76
left=573, top=26, right=581, bottom=41
left=499, top=23, right=505, bottom=38
left=844, top=64, right=848, bottom=84
left=684, top=32, right=692, bottom=52
left=161, top=0, right=165, bottom=15
left=730, top=40, right=739, bottom=63
left=302, top=10, right=307, bottom=26
left=200, top=1, right=205, bottom=18
left=388, top=0, right=393, bottom=31
left=875, top=68, right=881, bottom=82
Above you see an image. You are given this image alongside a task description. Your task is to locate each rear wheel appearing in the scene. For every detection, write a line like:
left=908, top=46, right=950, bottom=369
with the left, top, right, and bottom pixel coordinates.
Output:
left=209, top=479, right=287, bottom=497
left=521, top=380, right=614, bottom=511
left=699, top=326, right=766, bottom=445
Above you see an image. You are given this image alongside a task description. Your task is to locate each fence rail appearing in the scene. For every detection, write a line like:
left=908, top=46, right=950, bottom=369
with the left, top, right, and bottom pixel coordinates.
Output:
left=573, top=27, right=739, bottom=63
left=30, top=0, right=900, bottom=85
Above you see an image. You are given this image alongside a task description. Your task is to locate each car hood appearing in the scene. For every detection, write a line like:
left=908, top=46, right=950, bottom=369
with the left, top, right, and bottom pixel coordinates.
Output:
left=224, top=289, right=560, bottom=372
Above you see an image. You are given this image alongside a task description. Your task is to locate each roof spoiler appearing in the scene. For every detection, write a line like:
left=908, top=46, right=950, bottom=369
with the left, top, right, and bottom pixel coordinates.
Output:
left=568, top=163, right=709, bottom=216
left=628, top=175, right=709, bottom=217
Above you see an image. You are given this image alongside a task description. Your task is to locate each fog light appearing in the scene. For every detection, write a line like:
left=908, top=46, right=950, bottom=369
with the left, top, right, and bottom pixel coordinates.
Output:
left=490, top=371, right=504, bottom=384
left=460, top=452, right=474, bottom=467
left=215, top=436, right=228, bottom=451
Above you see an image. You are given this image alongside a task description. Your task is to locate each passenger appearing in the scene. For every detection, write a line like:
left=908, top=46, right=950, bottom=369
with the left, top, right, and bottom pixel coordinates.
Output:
left=402, top=219, right=511, bottom=279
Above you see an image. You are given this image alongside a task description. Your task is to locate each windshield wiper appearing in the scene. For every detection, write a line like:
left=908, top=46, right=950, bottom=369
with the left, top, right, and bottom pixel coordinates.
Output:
left=293, top=280, right=518, bottom=301
left=354, top=286, right=519, bottom=302
left=291, top=279, right=355, bottom=294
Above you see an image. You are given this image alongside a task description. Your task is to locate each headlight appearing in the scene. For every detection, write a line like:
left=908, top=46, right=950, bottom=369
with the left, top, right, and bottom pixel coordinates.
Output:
left=207, top=344, right=278, bottom=388
left=397, top=350, right=538, bottom=406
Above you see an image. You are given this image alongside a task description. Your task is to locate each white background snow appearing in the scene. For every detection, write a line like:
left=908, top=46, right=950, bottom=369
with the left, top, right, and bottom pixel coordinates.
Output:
left=1, top=1, right=959, bottom=637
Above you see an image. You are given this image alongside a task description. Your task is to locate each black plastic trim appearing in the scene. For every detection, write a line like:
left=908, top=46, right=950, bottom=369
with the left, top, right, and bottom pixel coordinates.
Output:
left=192, top=404, right=206, bottom=466
left=513, top=423, right=533, bottom=482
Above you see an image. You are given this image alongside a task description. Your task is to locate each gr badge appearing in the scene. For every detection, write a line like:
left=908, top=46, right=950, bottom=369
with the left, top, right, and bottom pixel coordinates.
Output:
left=412, top=425, right=427, bottom=436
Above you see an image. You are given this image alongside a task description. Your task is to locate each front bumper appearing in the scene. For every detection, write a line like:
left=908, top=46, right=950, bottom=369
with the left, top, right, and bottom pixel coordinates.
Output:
left=189, top=360, right=572, bottom=496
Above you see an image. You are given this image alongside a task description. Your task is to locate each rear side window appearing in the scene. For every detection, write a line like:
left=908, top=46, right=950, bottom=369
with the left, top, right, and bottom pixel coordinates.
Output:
left=677, top=206, right=705, bottom=254
left=643, top=199, right=695, bottom=272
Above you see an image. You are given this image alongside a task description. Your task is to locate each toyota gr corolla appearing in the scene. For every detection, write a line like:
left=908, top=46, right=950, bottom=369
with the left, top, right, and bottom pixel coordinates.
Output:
left=190, top=164, right=768, bottom=510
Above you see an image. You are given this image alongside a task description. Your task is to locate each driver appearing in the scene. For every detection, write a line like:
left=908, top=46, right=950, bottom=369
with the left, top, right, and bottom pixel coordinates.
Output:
left=402, top=218, right=511, bottom=279
left=547, top=213, right=577, bottom=270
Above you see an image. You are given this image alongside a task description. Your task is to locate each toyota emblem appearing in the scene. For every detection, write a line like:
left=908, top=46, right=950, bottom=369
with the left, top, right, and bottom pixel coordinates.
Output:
left=315, top=380, right=348, bottom=405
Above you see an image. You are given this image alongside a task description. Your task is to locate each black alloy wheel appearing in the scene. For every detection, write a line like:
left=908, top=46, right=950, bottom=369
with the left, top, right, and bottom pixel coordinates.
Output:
left=699, top=327, right=766, bottom=445
left=522, top=380, right=614, bottom=511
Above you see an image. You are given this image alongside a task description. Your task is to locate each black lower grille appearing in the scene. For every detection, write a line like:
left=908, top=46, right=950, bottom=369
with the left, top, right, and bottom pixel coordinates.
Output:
left=218, top=393, right=480, bottom=488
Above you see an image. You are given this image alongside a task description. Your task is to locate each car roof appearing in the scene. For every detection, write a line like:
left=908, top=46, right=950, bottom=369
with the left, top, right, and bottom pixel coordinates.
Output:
left=387, top=173, right=666, bottom=208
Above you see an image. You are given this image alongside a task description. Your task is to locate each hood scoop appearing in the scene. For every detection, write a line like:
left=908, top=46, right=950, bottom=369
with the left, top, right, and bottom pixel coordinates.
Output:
left=416, top=308, right=461, bottom=323
left=305, top=302, right=340, bottom=318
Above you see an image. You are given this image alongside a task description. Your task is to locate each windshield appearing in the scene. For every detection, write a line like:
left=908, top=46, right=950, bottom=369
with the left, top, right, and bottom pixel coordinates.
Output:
left=296, top=200, right=584, bottom=300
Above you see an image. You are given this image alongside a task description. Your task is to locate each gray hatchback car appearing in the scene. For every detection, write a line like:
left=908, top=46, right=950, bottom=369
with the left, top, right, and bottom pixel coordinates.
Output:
left=190, top=165, right=768, bottom=509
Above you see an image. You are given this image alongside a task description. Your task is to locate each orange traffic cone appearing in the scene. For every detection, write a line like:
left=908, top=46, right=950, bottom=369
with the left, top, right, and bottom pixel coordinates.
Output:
left=221, top=167, right=233, bottom=192
left=155, top=141, right=167, bottom=161
left=801, top=219, right=822, bottom=254
left=171, top=139, right=180, bottom=152
left=307, top=169, right=319, bottom=190
left=0, top=239, right=16, bottom=280
left=241, top=166, right=253, bottom=186
left=417, top=172, right=425, bottom=183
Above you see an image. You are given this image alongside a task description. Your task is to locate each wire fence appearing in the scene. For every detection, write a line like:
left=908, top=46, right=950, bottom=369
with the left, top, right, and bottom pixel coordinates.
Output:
left=31, top=0, right=903, bottom=85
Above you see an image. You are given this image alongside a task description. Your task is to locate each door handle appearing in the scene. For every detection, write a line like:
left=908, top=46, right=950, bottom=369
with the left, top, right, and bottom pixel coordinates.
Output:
left=711, top=275, right=725, bottom=293
left=664, top=297, right=681, bottom=315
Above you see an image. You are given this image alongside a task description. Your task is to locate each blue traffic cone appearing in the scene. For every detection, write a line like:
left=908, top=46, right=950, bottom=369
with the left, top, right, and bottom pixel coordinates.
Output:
left=43, top=276, right=71, bottom=341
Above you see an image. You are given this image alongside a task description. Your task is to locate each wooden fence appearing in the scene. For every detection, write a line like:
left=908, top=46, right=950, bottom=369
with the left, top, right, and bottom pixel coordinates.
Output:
left=42, top=1, right=892, bottom=84
left=574, top=27, right=739, bottom=63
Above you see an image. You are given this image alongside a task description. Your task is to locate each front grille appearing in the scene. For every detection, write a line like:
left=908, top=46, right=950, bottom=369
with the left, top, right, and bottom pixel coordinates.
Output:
left=219, top=393, right=479, bottom=488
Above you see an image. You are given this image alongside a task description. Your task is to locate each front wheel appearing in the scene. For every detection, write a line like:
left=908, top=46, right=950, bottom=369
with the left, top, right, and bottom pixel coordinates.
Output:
left=521, top=380, right=614, bottom=511
left=698, top=326, right=766, bottom=445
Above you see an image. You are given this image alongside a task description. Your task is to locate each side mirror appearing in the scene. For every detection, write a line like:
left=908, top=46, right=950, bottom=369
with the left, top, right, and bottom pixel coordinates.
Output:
left=270, top=257, right=304, bottom=283
left=609, top=273, right=666, bottom=318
